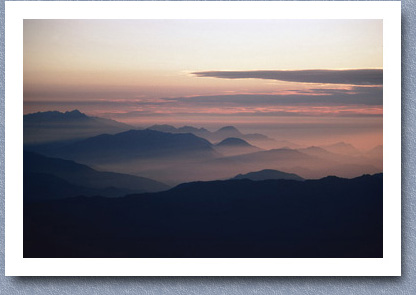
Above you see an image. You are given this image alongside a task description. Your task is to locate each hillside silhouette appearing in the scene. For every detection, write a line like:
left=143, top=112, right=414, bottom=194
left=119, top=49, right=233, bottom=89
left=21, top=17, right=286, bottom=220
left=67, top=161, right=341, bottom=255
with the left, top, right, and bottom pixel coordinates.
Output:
left=24, top=110, right=132, bottom=144
left=24, top=151, right=169, bottom=200
left=320, top=142, right=361, bottom=156
left=24, top=174, right=383, bottom=258
left=44, top=129, right=218, bottom=165
left=232, top=169, right=304, bottom=181
left=215, top=137, right=262, bottom=156
left=147, top=124, right=273, bottom=145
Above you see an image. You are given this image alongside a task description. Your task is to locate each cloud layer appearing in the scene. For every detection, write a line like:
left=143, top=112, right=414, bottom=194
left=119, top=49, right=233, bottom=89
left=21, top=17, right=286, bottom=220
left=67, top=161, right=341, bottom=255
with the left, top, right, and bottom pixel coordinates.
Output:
left=25, top=85, right=382, bottom=120
left=165, top=86, right=382, bottom=106
left=192, top=69, right=383, bottom=86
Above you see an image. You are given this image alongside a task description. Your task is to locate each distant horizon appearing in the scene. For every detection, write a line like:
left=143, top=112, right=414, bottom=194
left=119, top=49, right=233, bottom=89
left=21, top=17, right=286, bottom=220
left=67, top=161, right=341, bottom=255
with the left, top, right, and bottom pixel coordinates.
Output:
left=22, top=18, right=385, bottom=261
left=24, top=19, right=382, bottom=150
left=24, top=108, right=382, bottom=151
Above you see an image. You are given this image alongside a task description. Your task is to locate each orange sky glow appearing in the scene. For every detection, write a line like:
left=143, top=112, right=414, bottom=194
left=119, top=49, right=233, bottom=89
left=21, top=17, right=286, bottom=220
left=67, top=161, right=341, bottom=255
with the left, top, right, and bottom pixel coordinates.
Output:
left=23, top=19, right=383, bottom=149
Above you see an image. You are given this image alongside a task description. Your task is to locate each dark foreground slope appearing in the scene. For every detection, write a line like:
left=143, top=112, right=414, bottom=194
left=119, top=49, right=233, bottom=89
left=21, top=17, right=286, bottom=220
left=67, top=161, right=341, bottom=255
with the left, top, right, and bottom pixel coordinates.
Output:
left=24, top=174, right=382, bottom=258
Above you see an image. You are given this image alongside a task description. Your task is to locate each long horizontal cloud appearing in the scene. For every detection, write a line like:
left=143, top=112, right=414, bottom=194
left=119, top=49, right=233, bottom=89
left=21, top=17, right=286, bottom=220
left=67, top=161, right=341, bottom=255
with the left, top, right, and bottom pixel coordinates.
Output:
left=25, top=84, right=382, bottom=119
left=109, top=109, right=382, bottom=119
left=192, top=69, right=383, bottom=86
left=164, top=86, right=383, bottom=106
left=25, top=86, right=382, bottom=113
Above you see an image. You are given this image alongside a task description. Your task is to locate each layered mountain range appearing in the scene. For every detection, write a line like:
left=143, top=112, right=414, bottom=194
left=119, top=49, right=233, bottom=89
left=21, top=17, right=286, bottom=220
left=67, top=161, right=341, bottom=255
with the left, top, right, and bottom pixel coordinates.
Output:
left=24, top=173, right=383, bottom=258
left=24, top=110, right=382, bottom=186
left=23, top=110, right=384, bottom=258
left=24, top=110, right=132, bottom=144
left=147, top=124, right=273, bottom=145
left=24, top=151, right=169, bottom=201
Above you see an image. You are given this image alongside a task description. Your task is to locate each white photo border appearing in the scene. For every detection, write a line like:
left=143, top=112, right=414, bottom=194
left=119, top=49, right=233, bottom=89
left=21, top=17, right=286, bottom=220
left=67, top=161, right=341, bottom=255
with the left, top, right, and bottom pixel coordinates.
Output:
left=5, top=1, right=401, bottom=276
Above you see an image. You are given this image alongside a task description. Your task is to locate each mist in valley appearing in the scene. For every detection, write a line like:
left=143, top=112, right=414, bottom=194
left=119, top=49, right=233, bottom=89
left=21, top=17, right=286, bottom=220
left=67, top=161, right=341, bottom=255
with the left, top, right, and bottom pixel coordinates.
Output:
left=23, top=111, right=382, bottom=187
left=22, top=19, right=384, bottom=258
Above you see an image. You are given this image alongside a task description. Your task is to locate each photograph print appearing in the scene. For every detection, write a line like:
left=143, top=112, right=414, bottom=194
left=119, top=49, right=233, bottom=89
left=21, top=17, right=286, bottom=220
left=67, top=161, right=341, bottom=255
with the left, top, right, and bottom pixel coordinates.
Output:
left=23, top=19, right=383, bottom=258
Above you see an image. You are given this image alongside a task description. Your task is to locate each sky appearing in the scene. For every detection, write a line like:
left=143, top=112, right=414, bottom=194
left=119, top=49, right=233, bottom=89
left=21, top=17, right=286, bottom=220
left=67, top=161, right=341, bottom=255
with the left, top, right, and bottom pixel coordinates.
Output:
left=23, top=19, right=383, bottom=149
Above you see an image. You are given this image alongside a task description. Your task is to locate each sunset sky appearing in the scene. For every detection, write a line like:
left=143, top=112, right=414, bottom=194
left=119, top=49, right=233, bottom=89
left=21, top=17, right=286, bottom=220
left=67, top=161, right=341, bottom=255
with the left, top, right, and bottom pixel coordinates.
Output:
left=23, top=19, right=383, bottom=149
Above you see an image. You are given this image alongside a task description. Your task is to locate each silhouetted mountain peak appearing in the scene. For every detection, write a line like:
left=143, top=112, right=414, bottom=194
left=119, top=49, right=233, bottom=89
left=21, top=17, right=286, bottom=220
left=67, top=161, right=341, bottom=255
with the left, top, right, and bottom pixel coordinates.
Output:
left=177, top=126, right=209, bottom=133
left=147, top=124, right=273, bottom=146
left=147, top=124, right=177, bottom=133
left=147, top=124, right=210, bottom=134
left=25, top=110, right=89, bottom=121
left=216, top=126, right=241, bottom=134
left=24, top=110, right=133, bottom=144
left=232, top=169, right=304, bottom=181
left=216, top=137, right=252, bottom=147
left=116, top=129, right=209, bottom=142
left=320, top=175, right=341, bottom=181
left=299, top=146, right=336, bottom=156
left=64, top=109, right=87, bottom=118
left=82, top=129, right=209, bottom=147
left=47, top=129, right=217, bottom=166
left=321, top=142, right=361, bottom=155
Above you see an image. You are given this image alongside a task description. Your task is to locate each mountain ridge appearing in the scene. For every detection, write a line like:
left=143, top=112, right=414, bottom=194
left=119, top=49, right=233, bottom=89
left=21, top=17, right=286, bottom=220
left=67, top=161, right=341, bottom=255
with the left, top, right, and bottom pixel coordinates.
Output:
left=24, top=151, right=170, bottom=200
left=216, top=137, right=253, bottom=147
left=24, top=173, right=383, bottom=258
left=147, top=124, right=273, bottom=145
left=232, top=169, right=304, bottom=181
left=40, top=129, right=218, bottom=166
left=24, top=109, right=133, bottom=144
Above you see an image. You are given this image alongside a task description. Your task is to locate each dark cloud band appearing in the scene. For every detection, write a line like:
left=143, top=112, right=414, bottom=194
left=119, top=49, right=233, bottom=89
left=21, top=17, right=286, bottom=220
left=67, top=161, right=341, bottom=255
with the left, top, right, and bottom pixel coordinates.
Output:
left=165, top=86, right=383, bottom=106
left=192, top=69, right=383, bottom=86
